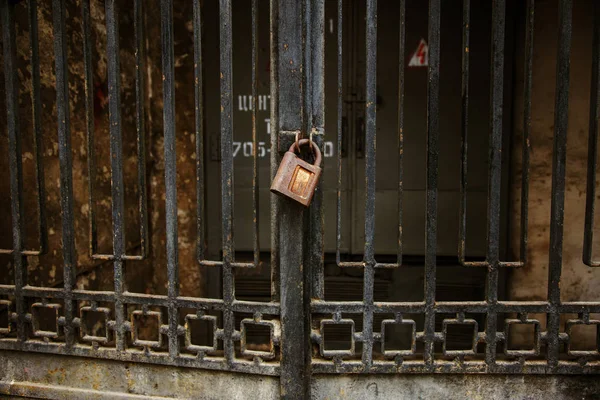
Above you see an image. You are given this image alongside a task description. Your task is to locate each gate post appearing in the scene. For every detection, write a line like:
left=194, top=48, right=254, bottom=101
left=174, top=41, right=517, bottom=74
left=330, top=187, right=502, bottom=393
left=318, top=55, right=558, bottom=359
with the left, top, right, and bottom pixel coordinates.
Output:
left=272, top=0, right=324, bottom=397
left=273, top=0, right=306, bottom=397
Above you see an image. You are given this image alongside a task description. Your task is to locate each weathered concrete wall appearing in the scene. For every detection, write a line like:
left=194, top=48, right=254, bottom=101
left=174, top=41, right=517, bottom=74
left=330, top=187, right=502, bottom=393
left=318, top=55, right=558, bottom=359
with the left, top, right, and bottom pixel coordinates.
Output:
left=1, top=352, right=600, bottom=399
left=312, top=374, right=600, bottom=400
left=509, top=0, right=600, bottom=348
left=0, top=351, right=279, bottom=399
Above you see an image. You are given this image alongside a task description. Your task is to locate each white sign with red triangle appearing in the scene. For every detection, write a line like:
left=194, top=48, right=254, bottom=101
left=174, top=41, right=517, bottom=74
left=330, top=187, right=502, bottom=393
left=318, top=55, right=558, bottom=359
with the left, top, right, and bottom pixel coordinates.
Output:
left=408, top=39, right=429, bottom=67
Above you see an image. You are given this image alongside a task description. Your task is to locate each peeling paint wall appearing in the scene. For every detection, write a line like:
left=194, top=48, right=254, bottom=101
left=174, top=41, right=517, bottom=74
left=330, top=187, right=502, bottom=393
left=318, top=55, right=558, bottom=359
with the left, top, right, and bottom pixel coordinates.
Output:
left=143, top=0, right=206, bottom=298
left=0, top=0, right=204, bottom=298
left=0, top=0, right=130, bottom=291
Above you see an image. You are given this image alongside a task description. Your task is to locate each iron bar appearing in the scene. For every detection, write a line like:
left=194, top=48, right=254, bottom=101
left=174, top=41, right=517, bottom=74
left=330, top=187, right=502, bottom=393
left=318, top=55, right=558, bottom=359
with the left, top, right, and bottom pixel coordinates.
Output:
left=305, top=0, right=325, bottom=395
left=547, top=0, right=572, bottom=370
left=251, top=0, right=260, bottom=269
left=219, top=0, right=235, bottom=366
left=1, top=0, right=25, bottom=341
left=270, top=0, right=280, bottom=303
left=52, top=0, right=76, bottom=350
left=310, top=359, right=600, bottom=374
left=0, top=338, right=281, bottom=374
left=82, top=0, right=98, bottom=259
left=105, top=0, right=127, bottom=353
left=334, top=0, right=343, bottom=273
left=458, top=0, right=473, bottom=266
left=134, top=0, right=149, bottom=261
left=194, top=0, right=206, bottom=265
left=160, top=0, right=179, bottom=359
left=361, top=0, right=377, bottom=371
left=306, top=0, right=325, bottom=301
left=516, top=0, right=534, bottom=268
left=396, top=0, right=406, bottom=268
left=424, top=0, right=441, bottom=370
left=584, top=0, right=600, bottom=267
left=485, top=0, right=506, bottom=370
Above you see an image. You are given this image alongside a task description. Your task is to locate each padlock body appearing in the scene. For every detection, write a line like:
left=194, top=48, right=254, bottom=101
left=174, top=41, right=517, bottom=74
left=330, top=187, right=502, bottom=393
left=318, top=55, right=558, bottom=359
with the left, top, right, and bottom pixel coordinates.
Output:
left=270, top=151, right=322, bottom=206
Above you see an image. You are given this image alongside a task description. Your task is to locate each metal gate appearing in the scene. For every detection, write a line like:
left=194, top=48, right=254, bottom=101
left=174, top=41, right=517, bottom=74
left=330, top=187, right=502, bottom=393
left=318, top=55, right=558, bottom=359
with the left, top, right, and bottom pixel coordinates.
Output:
left=1, top=0, right=600, bottom=398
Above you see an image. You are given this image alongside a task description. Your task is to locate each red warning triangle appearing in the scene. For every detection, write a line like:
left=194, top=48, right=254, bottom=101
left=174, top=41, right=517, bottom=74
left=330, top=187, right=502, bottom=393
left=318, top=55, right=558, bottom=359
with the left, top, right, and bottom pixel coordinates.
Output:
left=408, top=39, right=429, bottom=67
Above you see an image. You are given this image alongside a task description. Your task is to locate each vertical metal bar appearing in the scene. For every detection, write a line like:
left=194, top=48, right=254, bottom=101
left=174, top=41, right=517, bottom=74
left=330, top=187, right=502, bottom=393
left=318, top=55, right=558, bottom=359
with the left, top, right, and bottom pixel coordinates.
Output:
left=219, top=0, right=235, bottom=365
left=309, top=0, right=328, bottom=301
left=335, top=0, right=343, bottom=274
left=362, top=0, right=377, bottom=370
left=305, top=0, right=324, bottom=395
left=270, top=0, right=280, bottom=302
left=518, top=0, right=534, bottom=266
left=307, top=0, right=325, bottom=298
left=584, top=0, right=599, bottom=267
left=52, top=0, right=76, bottom=350
left=1, top=0, right=26, bottom=342
left=424, top=0, right=440, bottom=370
left=160, top=0, right=179, bottom=359
left=278, top=0, right=305, bottom=396
left=82, top=0, right=98, bottom=258
left=310, top=0, right=324, bottom=130
left=485, top=0, right=505, bottom=369
left=134, top=0, right=148, bottom=259
left=547, top=0, right=572, bottom=369
left=105, top=0, right=127, bottom=352
left=458, top=0, right=470, bottom=265
left=301, top=0, right=312, bottom=137
left=251, top=0, right=260, bottom=268
left=28, top=0, right=47, bottom=256
left=397, top=0, right=406, bottom=266
left=193, top=0, right=206, bottom=263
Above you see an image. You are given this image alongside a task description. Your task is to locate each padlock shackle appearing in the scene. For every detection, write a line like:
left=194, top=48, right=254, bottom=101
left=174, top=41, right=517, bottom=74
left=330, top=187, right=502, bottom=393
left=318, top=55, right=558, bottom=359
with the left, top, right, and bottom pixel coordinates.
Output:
left=289, top=138, right=322, bottom=167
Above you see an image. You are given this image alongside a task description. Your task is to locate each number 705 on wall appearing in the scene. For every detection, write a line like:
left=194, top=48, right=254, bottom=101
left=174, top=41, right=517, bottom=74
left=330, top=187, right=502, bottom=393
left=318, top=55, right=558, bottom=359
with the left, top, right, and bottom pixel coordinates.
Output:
left=232, top=141, right=335, bottom=158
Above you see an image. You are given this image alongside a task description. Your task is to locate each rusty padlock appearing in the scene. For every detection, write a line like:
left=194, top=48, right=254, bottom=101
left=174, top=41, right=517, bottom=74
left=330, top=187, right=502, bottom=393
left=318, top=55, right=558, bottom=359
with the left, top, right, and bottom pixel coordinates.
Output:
left=270, top=138, right=322, bottom=207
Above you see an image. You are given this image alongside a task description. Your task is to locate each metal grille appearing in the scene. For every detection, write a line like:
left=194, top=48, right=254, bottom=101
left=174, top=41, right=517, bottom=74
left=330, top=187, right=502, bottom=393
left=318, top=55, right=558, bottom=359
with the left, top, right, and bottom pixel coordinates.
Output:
left=0, top=1, right=599, bottom=399
left=0, top=0, right=279, bottom=376
left=308, top=0, right=600, bottom=375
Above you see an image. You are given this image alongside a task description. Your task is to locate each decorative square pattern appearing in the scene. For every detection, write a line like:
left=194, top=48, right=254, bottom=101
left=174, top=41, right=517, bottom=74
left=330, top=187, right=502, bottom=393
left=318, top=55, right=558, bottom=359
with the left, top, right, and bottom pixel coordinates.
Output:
left=79, top=306, right=111, bottom=344
left=31, top=303, right=61, bottom=339
left=566, top=319, right=600, bottom=356
left=184, top=314, right=218, bottom=354
left=319, top=318, right=355, bottom=358
left=0, top=300, right=11, bottom=335
left=131, top=310, right=163, bottom=349
left=380, top=319, right=416, bottom=357
left=442, top=318, right=478, bottom=356
left=240, top=318, right=279, bottom=360
left=504, top=318, right=541, bottom=357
